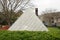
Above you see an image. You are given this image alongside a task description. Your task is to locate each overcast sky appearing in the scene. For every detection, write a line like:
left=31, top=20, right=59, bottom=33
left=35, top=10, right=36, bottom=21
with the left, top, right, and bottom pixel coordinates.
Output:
left=32, top=0, right=60, bottom=15
left=0, top=0, right=60, bottom=15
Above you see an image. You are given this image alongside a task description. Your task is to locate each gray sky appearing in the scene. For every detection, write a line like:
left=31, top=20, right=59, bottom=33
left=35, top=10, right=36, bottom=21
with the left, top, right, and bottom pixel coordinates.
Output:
left=32, top=0, right=60, bottom=15
left=0, top=0, right=60, bottom=15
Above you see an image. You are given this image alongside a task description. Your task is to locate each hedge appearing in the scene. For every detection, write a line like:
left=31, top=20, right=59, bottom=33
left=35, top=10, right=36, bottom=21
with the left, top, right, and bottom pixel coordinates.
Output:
left=0, top=30, right=60, bottom=40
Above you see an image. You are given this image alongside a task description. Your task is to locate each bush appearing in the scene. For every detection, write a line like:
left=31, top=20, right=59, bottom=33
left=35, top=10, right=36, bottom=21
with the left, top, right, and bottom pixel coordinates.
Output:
left=0, top=30, right=60, bottom=40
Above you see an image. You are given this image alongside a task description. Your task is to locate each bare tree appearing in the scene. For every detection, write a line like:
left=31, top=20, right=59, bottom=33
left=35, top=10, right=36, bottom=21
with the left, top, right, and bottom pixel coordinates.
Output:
left=40, top=9, right=59, bottom=26
left=0, top=0, right=30, bottom=26
left=42, top=9, right=57, bottom=14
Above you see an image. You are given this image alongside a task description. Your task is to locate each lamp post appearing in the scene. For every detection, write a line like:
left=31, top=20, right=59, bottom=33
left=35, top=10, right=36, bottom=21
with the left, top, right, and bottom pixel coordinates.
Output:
left=35, top=8, right=38, bottom=16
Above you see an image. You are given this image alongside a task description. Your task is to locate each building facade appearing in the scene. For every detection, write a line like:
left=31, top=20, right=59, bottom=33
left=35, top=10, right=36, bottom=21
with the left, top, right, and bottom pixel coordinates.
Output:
left=39, top=12, right=60, bottom=26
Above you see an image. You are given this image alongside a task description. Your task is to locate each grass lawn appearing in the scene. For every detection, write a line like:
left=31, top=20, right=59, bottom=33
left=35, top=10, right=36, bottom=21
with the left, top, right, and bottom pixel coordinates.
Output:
left=0, top=27, right=60, bottom=40
left=48, top=27, right=60, bottom=38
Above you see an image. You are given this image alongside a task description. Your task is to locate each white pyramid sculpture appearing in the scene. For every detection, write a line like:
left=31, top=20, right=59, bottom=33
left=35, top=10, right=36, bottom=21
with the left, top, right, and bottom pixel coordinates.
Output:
left=8, top=8, right=48, bottom=31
